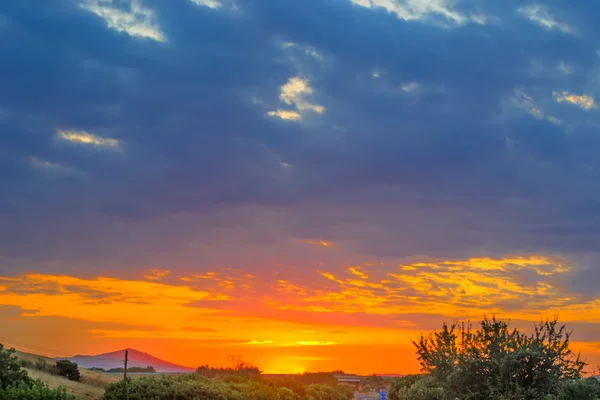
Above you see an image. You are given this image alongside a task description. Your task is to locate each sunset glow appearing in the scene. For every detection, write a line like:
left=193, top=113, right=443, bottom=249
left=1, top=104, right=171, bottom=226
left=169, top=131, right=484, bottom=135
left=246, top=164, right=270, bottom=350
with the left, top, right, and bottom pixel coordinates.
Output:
left=1, top=254, right=599, bottom=373
left=2, top=0, right=600, bottom=379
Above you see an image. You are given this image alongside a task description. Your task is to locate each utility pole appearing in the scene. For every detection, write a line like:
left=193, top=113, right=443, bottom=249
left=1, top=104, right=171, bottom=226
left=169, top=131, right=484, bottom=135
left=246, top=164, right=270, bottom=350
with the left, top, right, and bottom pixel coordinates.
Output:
left=122, top=349, right=128, bottom=400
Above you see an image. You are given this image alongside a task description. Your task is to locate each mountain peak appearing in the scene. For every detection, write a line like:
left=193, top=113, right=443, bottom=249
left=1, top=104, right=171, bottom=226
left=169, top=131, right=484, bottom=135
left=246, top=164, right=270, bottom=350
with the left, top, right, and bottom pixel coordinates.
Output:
left=61, top=348, right=194, bottom=373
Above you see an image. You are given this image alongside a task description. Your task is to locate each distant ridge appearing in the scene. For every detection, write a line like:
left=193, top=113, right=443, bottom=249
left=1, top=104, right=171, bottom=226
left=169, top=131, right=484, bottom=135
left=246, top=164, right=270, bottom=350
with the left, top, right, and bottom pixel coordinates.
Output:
left=58, top=348, right=194, bottom=373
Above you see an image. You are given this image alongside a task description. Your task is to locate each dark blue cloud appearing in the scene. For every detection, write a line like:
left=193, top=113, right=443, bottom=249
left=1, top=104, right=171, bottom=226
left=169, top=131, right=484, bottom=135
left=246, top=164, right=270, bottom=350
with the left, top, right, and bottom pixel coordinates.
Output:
left=1, top=0, right=600, bottom=280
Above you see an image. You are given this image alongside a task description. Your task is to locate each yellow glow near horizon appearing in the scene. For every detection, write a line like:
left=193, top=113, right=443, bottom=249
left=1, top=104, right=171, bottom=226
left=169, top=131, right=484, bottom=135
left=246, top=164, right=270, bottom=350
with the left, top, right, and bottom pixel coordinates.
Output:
left=1, top=254, right=599, bottom=374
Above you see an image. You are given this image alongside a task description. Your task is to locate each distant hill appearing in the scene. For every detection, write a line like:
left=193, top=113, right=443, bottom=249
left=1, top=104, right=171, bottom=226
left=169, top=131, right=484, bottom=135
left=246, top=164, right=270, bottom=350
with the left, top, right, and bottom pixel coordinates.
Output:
left=58, top=348, right=195, bottom=373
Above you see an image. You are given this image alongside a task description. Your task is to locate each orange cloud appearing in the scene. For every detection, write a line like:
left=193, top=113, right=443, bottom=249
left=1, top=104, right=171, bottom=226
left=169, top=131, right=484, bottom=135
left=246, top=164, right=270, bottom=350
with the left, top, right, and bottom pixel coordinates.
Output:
left=303, top=239, right=334, bottom=247
left=1, top=255, right=599, bottom=374
left=144, top=269, right=170, bottom=280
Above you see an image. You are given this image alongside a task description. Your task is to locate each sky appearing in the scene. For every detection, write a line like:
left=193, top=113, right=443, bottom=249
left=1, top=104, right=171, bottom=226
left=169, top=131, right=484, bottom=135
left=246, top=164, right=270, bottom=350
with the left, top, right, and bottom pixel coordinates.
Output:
left=1, top=0, right=600, bottom=375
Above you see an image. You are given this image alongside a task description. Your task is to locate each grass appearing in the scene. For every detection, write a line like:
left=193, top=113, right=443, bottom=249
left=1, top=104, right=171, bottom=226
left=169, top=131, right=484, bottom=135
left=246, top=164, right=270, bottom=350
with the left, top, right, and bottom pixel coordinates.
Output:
left=15, top=349, right=120, bottom=400
left=24, top=368, right=107, bottom=400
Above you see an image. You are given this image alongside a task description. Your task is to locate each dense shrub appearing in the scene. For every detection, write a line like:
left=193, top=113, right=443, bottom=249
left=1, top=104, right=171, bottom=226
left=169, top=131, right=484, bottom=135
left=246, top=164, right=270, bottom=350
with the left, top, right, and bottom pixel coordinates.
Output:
left=0, top=344, right=32, bottom=390
left=388, top=375, right=444, bottom=400
left=1, top=380, right=73, bottom=400
left=305, top=383, right=354, bottom=400
left=557, top=377, right=600, bottom=400
left=0, top=344, right=74, bottom=400
left=35, top=358, right=48, bottom=371
left=265, top=372, right=342, bottom=397
left=388, top=317, right=596, bottom=400
left=55, top=360, right=80, bottom=382
left=103, top=374, right=354, bottom=400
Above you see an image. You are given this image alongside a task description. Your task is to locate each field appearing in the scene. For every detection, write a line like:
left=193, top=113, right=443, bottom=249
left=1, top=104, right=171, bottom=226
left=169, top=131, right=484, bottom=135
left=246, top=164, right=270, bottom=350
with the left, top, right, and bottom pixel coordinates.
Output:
left=15, top=350, right=120, bottom=400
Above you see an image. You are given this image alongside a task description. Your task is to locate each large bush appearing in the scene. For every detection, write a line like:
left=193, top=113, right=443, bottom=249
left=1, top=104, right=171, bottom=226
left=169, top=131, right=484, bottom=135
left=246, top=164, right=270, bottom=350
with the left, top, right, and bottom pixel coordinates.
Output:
left=388, top=375, right=445, bottom=400
left=1, top=380, right=73, bottom=400
left=557, top=377, right=600, bottom=400
left=0, top=344, right=74, bottom=400
left=55, top=360, right=80, bottom=382
left=0, top=344, right=32, bottom=390
left=390, top=317, right=592, bottom=400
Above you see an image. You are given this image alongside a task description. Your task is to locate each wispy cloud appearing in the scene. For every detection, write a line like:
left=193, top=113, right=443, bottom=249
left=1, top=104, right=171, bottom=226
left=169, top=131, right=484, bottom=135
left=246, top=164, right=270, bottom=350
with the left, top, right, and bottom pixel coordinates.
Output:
left=303, top=239, right=334, bottom=247
left=296, top=341, right=337, bottom=346
left=553, top=91, right=596, bottom=110
left=190, top=0, right=222, bottom=9
left=266, top=109, right=302, bottom=121
left=282, top=41, right=324, bottom=60
left=267, top=77, right=325, bottom=122
left=29, top=157, right=82, bottom=176
left=518, top=5, right=573, bottom=33
left=243, top=340, right=273, bottom=345
left=56, top=129, right=120, bottom=149
left=349, top=0, right=475, bottom=26
left=144, top=269, right=170, bottom=280
left=81, top=0, right=165, bottom=42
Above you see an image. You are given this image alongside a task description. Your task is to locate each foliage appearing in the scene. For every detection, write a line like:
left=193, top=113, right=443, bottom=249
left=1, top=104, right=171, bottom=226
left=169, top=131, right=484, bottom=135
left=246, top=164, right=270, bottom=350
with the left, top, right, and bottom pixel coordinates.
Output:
left=0, top=344, right=74, bottom=400
left=0, top=344, right=32, bottom=390
left=35, top=358, right=48, bottom=371
left=107, top=366, right=156, bottom=373
left=55, top=360, right=81, bottom=382
left=388, top=375, right=445, bottom=400
left=103, top=373, right=354, bottom=400
left=359, top=375, right=390, bottom=392
left=265, top=372, right=341, bottom=397
left=1, top=380, right=73, bottom=400
left=395, top=316, right=587, bottom=400
left=196, top=361, right=261, bottom=378
left=557, top=377, right=600, bottom=400
left=305, top=383, right=354, bottom=400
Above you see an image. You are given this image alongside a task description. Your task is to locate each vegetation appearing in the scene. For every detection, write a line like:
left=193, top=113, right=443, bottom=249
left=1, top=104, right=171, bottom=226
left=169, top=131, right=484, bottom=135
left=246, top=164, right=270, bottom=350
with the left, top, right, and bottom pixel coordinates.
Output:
left=55, top=360, right=81, bottom=382
left=0, top=344, right=74, bottom=400
left=103, top=373, right=354, bottom=400
left=265, top=371, right=342, bottom=396
left=106, top=366, right=156, bottom=373
left=359, top=375, right=391, bottom=392
left=388, top=316, right=599, bottom=400
left=196, top=361, right=261, bottom=378
left=35, top=358, right=48, bottom=371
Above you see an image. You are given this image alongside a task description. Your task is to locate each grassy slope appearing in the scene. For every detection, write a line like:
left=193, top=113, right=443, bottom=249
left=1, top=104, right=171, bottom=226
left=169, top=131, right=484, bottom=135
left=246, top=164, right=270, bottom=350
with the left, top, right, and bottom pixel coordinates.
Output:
left=15, top=350, right=120, bottom=400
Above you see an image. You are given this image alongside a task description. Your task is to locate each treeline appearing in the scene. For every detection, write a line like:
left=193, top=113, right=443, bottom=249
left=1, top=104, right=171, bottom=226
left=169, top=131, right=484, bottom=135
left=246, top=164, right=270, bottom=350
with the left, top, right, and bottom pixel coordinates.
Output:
left=264, top=372, right=344, bottom=397
left=388, top=316, right=600, bottom=400
left=105, top=366, right=156, bottom=373
left=196, top=361, right=261, bottom=378
left=359, top=375, right=390, bottom=392
left=103, top=374, right=355, bottom=400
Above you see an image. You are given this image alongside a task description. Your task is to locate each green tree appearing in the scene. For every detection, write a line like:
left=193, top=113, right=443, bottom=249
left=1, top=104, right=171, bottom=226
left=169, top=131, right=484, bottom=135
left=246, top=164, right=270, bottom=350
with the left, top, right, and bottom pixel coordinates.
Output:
left=409, top=316, right=586, bottom=400
left=0, top=344, right=74, bottom=400
left=55, top=360, right=80, bottom=382
left=0, top=344, right=32, bottom=390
